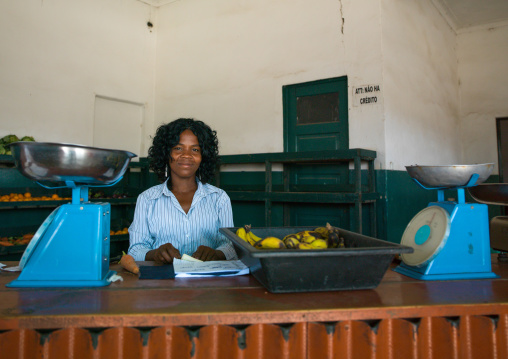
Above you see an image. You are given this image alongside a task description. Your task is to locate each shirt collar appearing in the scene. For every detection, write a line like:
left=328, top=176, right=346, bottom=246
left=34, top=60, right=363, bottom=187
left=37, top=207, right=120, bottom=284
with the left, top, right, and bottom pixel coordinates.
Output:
left=150, top=178, right=219, bottom=200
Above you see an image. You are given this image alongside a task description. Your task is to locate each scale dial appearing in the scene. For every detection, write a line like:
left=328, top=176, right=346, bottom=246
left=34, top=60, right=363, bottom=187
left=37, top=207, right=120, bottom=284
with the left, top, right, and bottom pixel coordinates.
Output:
left=400, top=206, right=451, bottom=266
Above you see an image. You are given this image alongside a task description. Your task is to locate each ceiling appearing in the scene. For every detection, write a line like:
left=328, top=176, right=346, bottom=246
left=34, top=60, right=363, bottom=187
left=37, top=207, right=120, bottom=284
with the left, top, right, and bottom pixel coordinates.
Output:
left=140, top=0, right=508, bottom=32
left=433, top=0, right=508, bottom=31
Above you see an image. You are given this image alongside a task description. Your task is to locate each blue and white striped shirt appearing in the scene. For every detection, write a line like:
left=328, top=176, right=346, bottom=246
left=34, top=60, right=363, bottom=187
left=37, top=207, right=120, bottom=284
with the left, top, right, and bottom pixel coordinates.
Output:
left=128, top=179, right=237, bottom=261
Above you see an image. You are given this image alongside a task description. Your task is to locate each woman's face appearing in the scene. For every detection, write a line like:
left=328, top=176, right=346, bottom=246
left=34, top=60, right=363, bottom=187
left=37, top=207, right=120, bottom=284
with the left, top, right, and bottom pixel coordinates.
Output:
left=168, top=129, right=202, bottom=180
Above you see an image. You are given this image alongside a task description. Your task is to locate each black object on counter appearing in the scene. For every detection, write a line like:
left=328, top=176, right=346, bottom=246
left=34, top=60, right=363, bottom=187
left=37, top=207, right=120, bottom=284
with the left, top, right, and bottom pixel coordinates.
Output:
left=139, top=265, right=175, bottom=279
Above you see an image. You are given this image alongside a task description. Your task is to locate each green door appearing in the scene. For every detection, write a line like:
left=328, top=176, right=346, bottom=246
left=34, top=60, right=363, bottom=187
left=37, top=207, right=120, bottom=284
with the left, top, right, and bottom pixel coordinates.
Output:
left=283, top=77, right=350, bottom=227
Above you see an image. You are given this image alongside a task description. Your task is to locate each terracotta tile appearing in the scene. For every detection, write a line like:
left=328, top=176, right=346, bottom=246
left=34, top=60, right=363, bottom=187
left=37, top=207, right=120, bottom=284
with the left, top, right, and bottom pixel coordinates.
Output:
left=242, top=323, right=306, bottom=359
left=309, top=320, right=377, bottom=359
left=376, top=318, right=417, bottom=359
left=496, top=314, right=508, bottom=359
left=146, top=326, right=193, bottom=359
left=0, top=329, right=41, bottom=359
left=459, top=315, right=496, bottom=359
left=95, top=327, right=143, bottom=359
left=45, top=328, right=94, bottom=359
left=418, top=316, right=458, bottom=359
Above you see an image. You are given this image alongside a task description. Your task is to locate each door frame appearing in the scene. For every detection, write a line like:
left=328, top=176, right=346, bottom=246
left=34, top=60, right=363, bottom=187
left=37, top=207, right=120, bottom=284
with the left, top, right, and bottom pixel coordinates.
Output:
left=496, top=117, right=508, bottom=214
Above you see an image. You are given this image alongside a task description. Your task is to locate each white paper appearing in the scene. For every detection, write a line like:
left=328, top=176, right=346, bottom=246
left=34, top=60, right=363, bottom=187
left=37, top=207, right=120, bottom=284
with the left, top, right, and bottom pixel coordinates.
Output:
left=181, top=254, right=203, bottom=262
left=0, top=263, right=5, bottom=269
left=173, top=259, right=249, bottom=277
left=107, top=274, right=124, bottom=283
left=0, top=265, right=21, bottom=272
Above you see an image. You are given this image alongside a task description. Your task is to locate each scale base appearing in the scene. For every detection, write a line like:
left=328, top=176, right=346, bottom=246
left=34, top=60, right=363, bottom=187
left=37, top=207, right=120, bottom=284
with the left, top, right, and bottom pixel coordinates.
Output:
left=393, top=263, right=499, bottom=281
left=7, top=270, right=117, bottom=288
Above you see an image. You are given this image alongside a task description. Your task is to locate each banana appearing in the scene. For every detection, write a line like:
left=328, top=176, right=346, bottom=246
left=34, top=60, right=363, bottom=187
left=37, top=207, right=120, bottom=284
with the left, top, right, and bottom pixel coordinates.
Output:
left=254, top=236, right=285, bottom=249
left=297, top=242, right=313, bottom=250
left=294, top=232, right=304, bottom=241
left=326, top=223, right=342, bottom=248
left=248, top=233, right=261, bottom=246
left=283, top=233, right=298, bottom=241
left=245, top=224, right=262, bottom=243
left=300, top=234, right=318, bottom=244
left=314, top=226, right=329, bottom=239
left=236, top=227, right=249, bottom=243
left=308, top=239, right=328, bottom=249
left=296, top=230, right=323, bottom=240
left=283, top=236, right=300, bottom=249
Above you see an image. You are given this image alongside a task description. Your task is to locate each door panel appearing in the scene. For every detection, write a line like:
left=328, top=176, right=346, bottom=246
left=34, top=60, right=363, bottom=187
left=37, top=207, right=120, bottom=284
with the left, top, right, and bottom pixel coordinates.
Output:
left=296, top=134, right=339, bottom=152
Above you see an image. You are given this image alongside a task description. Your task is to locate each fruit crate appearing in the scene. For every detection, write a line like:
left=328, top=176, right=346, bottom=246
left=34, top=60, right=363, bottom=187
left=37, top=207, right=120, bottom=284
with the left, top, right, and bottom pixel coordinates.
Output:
left=220, top=226, right=413, bottom=293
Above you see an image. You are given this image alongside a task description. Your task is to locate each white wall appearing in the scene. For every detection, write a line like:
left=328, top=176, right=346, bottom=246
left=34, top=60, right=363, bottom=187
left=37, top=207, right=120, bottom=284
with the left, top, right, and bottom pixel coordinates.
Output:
left=0, top=0, right=156, bottom=156
left=382, top=0, right=461, bottom=170
left=1, top=0, right=505, bottom=172
left=154, top=0, right=387, bottom=164
left=458, top=24, right=508, bottom=173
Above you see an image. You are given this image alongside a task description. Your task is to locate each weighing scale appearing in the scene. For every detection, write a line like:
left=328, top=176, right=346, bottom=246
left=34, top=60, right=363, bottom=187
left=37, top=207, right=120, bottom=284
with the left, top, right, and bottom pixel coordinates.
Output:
left=394, top=163, right=499, bottom=280
left=6, top=142, right=136, bottom=288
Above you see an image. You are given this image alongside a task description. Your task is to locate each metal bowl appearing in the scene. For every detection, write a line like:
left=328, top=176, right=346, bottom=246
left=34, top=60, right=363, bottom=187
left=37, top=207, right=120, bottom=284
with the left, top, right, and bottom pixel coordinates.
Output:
left=9, top=142, right=137, bottom=185
left=468, top=183, right=508, bottom=205
left=405, top=163, right=494, bottom=189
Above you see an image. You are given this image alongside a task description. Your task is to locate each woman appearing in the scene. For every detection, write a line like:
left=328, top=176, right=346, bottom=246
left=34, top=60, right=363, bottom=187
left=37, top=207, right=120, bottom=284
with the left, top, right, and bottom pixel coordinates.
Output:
left=128, top=118, right=236, bottom=263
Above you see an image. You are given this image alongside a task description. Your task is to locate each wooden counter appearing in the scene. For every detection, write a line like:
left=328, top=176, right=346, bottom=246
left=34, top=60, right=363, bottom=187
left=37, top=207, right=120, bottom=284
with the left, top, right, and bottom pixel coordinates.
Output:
left=1, top=256, right=508, bottom=358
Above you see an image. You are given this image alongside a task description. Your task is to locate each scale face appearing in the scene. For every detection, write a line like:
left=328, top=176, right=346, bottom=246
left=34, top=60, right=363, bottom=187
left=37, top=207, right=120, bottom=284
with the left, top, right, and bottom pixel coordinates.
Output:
left=400, top=206, right=450, bottom=266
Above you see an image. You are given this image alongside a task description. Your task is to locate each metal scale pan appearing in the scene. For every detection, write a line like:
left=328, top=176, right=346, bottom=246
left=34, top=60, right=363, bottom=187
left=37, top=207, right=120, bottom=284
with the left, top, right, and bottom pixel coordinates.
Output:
left=6, top=142, right=136, bottom=288
left=394, top=163, right=499, bottom=280
left=468, top=183, right=508, bottom=256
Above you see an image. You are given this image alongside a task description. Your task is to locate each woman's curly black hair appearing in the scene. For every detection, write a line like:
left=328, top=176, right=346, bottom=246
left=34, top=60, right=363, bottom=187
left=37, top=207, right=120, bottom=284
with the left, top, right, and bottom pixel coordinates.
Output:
left=148, top=118, right=220, bottom=187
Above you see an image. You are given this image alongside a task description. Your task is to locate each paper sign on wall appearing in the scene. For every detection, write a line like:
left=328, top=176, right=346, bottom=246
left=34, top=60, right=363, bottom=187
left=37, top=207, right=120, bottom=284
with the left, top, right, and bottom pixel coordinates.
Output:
left=352, top=84, right=381, bottom=107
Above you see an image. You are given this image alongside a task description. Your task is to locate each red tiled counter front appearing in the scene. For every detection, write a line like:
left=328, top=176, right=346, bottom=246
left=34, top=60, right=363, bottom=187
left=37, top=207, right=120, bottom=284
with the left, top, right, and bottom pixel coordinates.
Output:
left=1, top=257, right=508, bottom=359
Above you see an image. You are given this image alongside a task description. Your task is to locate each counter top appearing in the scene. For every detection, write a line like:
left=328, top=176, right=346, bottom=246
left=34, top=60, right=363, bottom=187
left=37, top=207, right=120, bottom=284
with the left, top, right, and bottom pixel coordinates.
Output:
left=1, top=256, right=508, bottom=330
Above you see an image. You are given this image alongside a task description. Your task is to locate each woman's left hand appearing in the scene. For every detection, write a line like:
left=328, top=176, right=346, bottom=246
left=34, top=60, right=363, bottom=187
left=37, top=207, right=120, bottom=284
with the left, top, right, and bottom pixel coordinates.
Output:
left=192, top=245, right=226, bottom=261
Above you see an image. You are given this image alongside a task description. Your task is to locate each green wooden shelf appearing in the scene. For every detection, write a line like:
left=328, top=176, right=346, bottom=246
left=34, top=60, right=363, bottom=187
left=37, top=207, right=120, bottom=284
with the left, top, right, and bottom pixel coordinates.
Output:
left=219, top=148, right=376, bottom=164
left=218, top=149, right=378, bottom=235
left=226, top=191, right=379, bottom=203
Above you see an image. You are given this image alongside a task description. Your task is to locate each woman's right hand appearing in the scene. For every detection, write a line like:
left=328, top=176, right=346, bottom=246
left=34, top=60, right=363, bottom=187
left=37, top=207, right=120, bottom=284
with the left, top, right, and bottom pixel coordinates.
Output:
left=147, top=243, right=181, bottom=264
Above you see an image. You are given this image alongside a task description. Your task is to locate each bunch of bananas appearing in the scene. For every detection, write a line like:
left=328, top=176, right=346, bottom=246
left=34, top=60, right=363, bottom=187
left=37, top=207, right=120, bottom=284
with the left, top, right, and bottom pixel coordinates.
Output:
left=235, top=223, right=344, bottom=250
left=236, top=224, right=285, bottom=249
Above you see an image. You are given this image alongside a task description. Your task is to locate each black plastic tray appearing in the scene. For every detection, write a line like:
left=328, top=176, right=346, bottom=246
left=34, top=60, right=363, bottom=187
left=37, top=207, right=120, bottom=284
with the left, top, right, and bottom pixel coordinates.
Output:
left=220, top=226, right=413, bottom=293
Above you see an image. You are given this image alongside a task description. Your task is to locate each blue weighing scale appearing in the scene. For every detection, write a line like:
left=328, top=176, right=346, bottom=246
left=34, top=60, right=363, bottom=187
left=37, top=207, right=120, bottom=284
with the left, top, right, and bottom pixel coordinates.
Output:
left=394, top=166, right=499, bottom=281
left=6, top=142, right=136, bottom=288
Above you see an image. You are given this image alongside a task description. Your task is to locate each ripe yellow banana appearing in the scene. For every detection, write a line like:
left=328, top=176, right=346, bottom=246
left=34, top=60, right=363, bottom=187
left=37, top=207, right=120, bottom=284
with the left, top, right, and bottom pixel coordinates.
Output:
left=245, top=232, right=259, bottom=246
left=309, top=239, right=328, bottom=249
left=297, top=243, right=313, bottom=250
left=300, top=234, right=318, bottom=244
left=236, top=227, right=249, bottom=242
left=296, top=230, right=323, bottom=240
left=283, top=236, right=300, bottom=249
left=245, top=224, right=262, bottom=240
left=283, top=233, right=297, bottom=241
left=254, top=236, right=285, bottom=249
